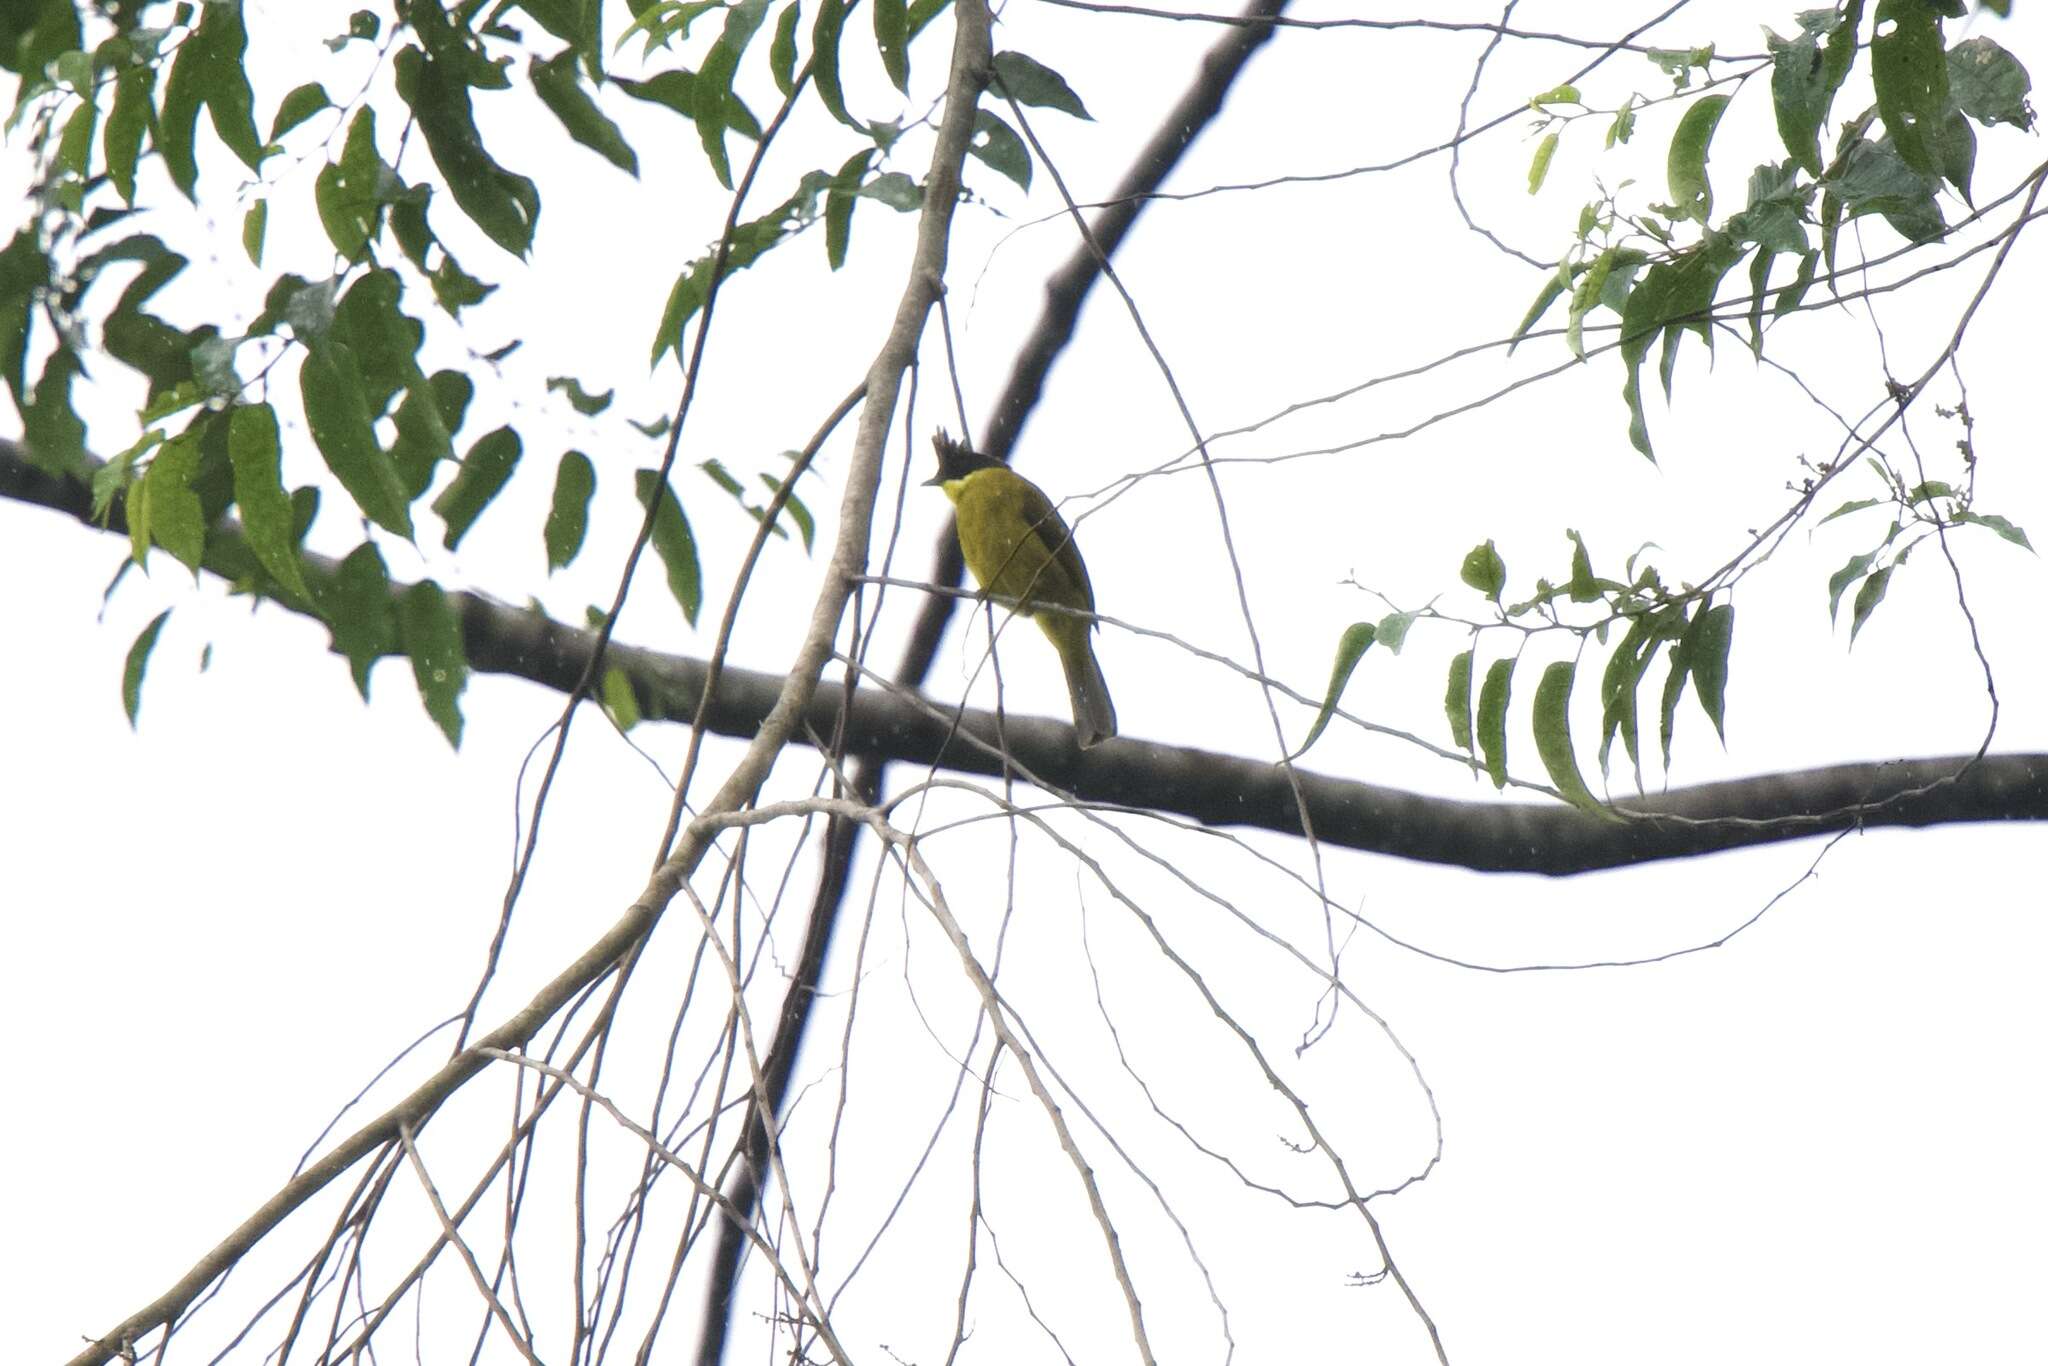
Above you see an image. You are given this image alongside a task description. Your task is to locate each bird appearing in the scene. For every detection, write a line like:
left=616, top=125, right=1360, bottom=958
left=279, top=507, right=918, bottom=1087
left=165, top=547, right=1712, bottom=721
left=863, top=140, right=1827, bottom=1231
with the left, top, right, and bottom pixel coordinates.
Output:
left=924, top=431, right=1117, bottom=747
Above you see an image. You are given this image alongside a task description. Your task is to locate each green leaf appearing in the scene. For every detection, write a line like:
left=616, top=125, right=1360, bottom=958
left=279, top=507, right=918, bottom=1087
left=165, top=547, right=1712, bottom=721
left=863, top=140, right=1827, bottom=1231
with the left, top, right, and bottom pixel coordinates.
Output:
left=546, top=375, right=613, bottom=414
left=649, top=181, right=824, bottom=364
left=1766, top=10, right=1841, bottom=175
left=270, top=81, right=331, bottom=141
left=319, top=542, right=397, bottom=697
left=531, top=50, right=638, bottom=174
left=1871, top=0, right=1948, bottom=175
left=241, top=201, right=267, bottom=266
left=1598, top=614, right=1654, bottom=779
left=0, top=0, right=80, bottom=78
left=1828, top=546, right=1881, bottom=620
left=1527, top=130, right=1559, bottom=195
left=1532, top=660, right=1604, bottom=812
left=138, top=432, right=205, bottom=573
left=1511, top=261, right=1573, bottom=353
left=391, top=368, right=469, bottom=498
left=1952, top=509, right=2034, bottom=552
left=399, top=579, right=467, bottom=747
left=991, top=50, right=1091, bottom=120
left=432, top=426, right=522, bottom=550
left=1565, top=530, right=1600, bottom=602
left=1934, top=103, right=1975, bottom=203
left=1820, top=496, right=1882, bottom=524
left=1667, top=93, right=1731, bottom=221
left=1681, top=602, right=1733, bottom=740
left=1476, top=657, right=1514, bottom=789
left=1833, top=136, right=1945, bottom=242
left=1292, top=622, right=1376, bottom=759
left=393, top=44, right=540, bottom=257
left=969, top=109, right=1030, bottom=191
left=103, top=61, right=154, bottom=203
left=694, top=0, right=773, bottom=189
left=24, top=345, right=88, bottom=477
left=315, top=107, right=390, bottom=259
left=1947, top=36, right=2033, bottom=130
left=769, top=0, right=800, bottom=96
left=1772, top=247, right=1820, bottom=318
left=1617, top=236, right=1744, bottom=459
left=758, top=471, right=814, bottom=551
left=546, top=449, right=597, bottom=570
left=1460, top=539, right=1506, bottom=602
left=1445, top=647, right=1475, bottom=757
left=122, top=610, right=172, bottom=727
left=635, top=469, right=703, bottom=625
left=300, top=338, right=414, bottom=538
left=1375, top=608, right=1418, bottom=654
left=1847, top=564, right=1892, bottom=644
left=810, top=0, right=857, bottom=127
left=874, top=0, right=908, bottom=92
left=1529, top=83, right=1581, bottom=106
left=228, top=402, right=312, bottom=599
left=601, top=664, right=643, bottom=730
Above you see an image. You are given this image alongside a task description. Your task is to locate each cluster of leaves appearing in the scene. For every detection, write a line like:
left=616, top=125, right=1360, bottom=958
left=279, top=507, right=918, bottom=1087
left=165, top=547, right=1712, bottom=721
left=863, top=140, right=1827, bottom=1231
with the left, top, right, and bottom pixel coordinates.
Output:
left=1517, top=0, right=2034, bottom=460
left=1302, top=534, right=1732, bottom=814
left=1, top=0, right=1093, bottom=743
left=1302, top=1, right=2034, bottom=809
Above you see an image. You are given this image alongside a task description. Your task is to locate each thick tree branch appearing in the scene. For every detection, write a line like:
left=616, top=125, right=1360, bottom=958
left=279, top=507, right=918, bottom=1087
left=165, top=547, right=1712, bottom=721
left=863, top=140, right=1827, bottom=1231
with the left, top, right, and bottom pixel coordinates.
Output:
left=5, top=435, right=2041, bottom=877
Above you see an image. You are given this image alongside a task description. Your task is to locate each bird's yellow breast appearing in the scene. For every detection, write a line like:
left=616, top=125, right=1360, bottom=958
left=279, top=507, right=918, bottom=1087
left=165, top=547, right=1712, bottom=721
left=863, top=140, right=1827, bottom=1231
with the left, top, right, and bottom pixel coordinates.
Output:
left=940, top=466, right=1094, bottom=618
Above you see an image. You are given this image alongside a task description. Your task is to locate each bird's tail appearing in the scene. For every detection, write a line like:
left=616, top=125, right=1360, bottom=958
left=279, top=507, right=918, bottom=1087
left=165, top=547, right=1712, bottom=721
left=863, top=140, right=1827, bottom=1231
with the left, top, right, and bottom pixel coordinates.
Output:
left=1060, top=632, right=1118, bottom=749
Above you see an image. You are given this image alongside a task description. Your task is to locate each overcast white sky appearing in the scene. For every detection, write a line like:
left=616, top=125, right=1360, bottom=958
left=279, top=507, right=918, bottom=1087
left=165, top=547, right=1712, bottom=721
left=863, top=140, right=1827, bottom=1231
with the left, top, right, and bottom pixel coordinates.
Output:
left=6, top=2, right=2047, bottom=1363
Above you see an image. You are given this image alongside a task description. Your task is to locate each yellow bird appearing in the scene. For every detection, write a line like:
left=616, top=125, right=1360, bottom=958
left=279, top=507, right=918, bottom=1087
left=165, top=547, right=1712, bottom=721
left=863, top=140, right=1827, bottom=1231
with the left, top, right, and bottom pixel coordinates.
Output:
left=925, top=432, right=1117, bottom=747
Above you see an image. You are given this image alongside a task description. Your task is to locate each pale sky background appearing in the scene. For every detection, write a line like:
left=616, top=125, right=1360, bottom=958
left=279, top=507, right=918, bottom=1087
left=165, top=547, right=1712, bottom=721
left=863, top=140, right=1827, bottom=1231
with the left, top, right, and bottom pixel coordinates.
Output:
left=6, top=1, right=2047, bottom=1363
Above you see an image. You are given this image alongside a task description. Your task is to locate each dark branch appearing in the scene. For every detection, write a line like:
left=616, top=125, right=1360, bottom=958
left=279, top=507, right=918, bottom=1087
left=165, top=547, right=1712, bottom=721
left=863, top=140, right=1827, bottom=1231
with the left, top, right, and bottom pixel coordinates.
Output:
left=6, top=435, right=2041, bottom=878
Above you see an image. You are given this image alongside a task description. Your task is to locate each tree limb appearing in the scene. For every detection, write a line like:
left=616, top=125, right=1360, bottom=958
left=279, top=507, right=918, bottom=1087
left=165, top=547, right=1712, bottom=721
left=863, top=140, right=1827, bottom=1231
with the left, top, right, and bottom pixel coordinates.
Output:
left=5, top=435, right=2040, bottom=879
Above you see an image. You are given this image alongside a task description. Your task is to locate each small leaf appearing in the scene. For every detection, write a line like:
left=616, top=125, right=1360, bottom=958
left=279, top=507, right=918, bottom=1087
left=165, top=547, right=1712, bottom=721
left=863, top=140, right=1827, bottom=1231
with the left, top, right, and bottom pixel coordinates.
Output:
left=601, top=664, right=642, bottom=730
left=241, top=201, right=267, bottom=266
left=1566, top=530, right=1599, bottom=602
left=1460, top=540, right=1506, bottom=602
left=1871, top=0, right=1948, bottom=175
left=1529, top=83, right=1581, bottom=106
left=810, top=0, right=857, bottom=128
left=1828, top=547, right=1880, bottom=620
left=1667, top=93, right=1731, bottom=221
left=1847, top=564, right=1892, bottom=644
left=1445, top=647, right=1475, bottom=757
left=1681, top=602, right=1733, bottom=740
left=228, top=403, right=312, bottom=599
left=969, top=109, right=1031, bottom=191
left=758, top=472, right=815, bottom=551
left=769, top=0, right=800, bottom=96
left=269, top=81, right=331, bottom=141
left=300, top=338, right=413, bottom=538
left=1375, top=608, right=1418, bottom=654
left=1527, top=130, right=1560, bottom=195
left=1953, top=509, right=2034, bottom=552
left=1532, top=660, right=1604, bottom=812
left=123, top=609, right=172, bottom=727
left=1292, top=622, right=1376, bottom=759
left=139, top=433, right=205, bottom=573
left=546, top=375, right=614, bottom=414
left=546, top=450, right=596, bottom=570
left=1947, top=36, right=2034, bottom=130
left=1819, top=497, right=1881, bottom=525
left=635, top=469, right=703, bottom=625
left=991, top=50, right=1091, bottom=120
left=432, top=426, right=522, bottom=549
left=531, top=50, right=638, bottom=174
left=873, top=0, right=908, bottom=92
left=398, top=579, right=467, bottom=747
left=319, top=542, right=397, bottom=697
left=1511, top=261, right=1573, bottom=352
left=1477, top=657, right=1514, bottom=789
